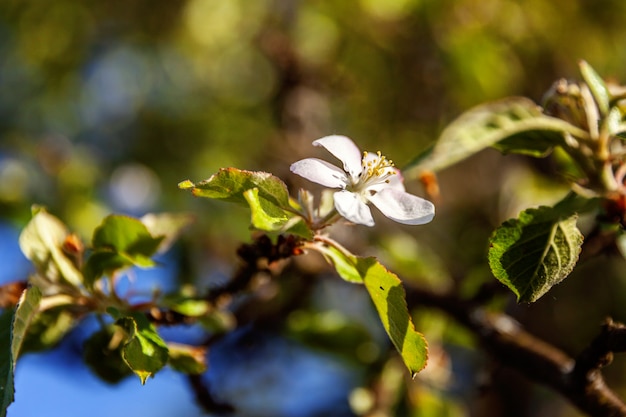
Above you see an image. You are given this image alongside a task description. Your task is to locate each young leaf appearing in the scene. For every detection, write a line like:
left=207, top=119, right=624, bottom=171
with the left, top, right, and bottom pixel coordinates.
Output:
left=403, top=97, right=589, bottom=177
left=179, top=168, right=291, bottom=209
left=579, top=60, right=609, bottom=116
left=488, top=206, right=583, bottom=303
left=84, top=215, right=164, bottom=285
left=357, top=258, right=428, bottom=376
left=1, top=286, right=42, bottom=417
left=109, top=309, right=169, bottom=384
left=19, top=209, right=83, bottom=287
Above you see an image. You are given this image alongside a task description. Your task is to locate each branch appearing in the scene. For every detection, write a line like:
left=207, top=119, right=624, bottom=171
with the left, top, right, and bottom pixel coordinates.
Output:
left=405, top=286, right=626, bottom=417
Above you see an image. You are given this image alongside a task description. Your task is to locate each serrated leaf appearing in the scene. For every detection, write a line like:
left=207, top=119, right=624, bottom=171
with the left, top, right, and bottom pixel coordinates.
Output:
left=404, top=97, right=590, bottom=177
left=110, top=310, right=169, bottom=384
left=11, top=286, right=42, bottom=359
left=488, top=206, right=583, bottom=302
left=84, top=215, right=164, bottom=285
left=19, top=210, right=83, bottom=287
left=579, top=60, right=609, bottom=116
left=167, top=343, right=207, bottom=374
left=1, top=286, right=42, bottom=417
left=358, top=258, right=428, bottom=376
left=1, top=310, right=14, bottom=417
left=180, top=168, right=291, bottom=209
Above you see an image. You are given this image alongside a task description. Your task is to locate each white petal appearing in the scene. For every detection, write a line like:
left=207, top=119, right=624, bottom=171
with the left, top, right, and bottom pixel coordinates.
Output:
left=333, top=190, right=374, bottom=227
left=386, top=168, right=406, bottom=190
left=368, top=188, right=435, bottom=225
left=313, top=135, right=363, bottom=180
left=290, top=158, right=349, bottom=188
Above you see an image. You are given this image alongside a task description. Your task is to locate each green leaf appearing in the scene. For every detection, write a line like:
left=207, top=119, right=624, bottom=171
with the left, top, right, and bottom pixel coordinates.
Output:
left=179, top=168, right=291, bottom=209
left=109, top=309, right=169, bottom=384
left=93, top=215, right=164, bottom=257
left=167, top=343, right=207, bottom=374
left=488, top=206, right=583, bottom=303
left=1, top=286, right=42, bottom=417
left=19, top=209, right=83, bottom=287
left=315, top=244, right=362, bottom=283
left=84, top=215, right=164, bottom=285
left=83, top=327, right=133, bottom=384
left=579, top=60, right=609, bottom=116
left=243, top=188, right=290, bottom=231
left=0, top=310, right=14, bottom=417
left=11, top=286, right=42, bottom=360
left=358, top=258, right=428, bottom=376
left=404, top=97, right=589, bottom=177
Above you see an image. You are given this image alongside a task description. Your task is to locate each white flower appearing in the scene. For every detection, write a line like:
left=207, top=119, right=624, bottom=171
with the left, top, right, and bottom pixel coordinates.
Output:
left=290, top=135, right=435, bottom=227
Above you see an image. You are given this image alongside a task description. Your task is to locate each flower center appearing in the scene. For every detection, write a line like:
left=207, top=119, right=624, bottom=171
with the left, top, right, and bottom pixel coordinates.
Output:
left=356, top=151, right=396, bottom=189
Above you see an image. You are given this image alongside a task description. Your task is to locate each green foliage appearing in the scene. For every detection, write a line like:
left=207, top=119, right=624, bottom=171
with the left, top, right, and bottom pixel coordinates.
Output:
left=404, top=97, right=588, bottom=176
left=314, top=244, right=363, bottom=284
left=358, top=258, right=428, bottom=376
left=108, top=308, right=169, bottom=384
left=180, top=168, right=312, bottom=237
left=488, top=206, right=583, bottom=302
left=180, top=168, right=291, bottom=207
left=1, top=286, right=42, bottom=417
left=0, top=310, right=14, bottom=417
left=84, top=215, right=164, bottom=285
left=19, top=209, right=83, bottom=287
left=579, top=60, right=610, bottom=116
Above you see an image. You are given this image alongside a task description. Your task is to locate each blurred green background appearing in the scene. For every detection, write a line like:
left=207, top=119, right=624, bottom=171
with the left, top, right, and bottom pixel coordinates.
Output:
left=2, top=1, right=626, bottom=416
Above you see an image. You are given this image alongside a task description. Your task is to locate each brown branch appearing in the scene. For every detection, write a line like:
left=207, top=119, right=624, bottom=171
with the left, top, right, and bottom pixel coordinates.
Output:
left=405, top=286, right=626, bottom=417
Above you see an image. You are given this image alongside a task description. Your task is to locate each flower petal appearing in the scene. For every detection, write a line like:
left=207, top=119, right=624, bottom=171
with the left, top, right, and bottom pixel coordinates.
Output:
left=333, top=190, right=375, bottom=227
left=290, top=158, right=349, bottom=188
left=368, top=188, right=435, bottom=225
left=313, top=135, right=363, bottom=181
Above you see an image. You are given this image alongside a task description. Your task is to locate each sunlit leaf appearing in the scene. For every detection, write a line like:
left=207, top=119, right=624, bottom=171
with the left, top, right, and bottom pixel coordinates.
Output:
left=11, top=286, right=42, bottom=360
left=579, top=60, right=609, bottom=116
left=243, top=188, right=290, bottom=231
left=315, top=244, right=362, bottom=283
left=84, top=215, right=164, bottom=285
left=488, top=206, right=583, bottom=302
left=179, top=168, right=291, bottom=209
left=109, top=309, right=169, bottom=384
left=358, top=258, right=428, bottom=376
left=404, top=97, right=589, bottom=177
left=167, top=343, right=207, bottom=374
left=19, top=209, right=83, bottom=287
left=1, top=286, right=42, bottom=417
